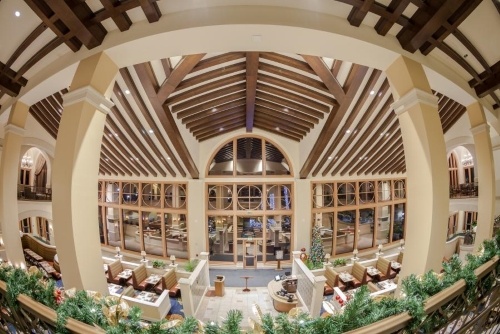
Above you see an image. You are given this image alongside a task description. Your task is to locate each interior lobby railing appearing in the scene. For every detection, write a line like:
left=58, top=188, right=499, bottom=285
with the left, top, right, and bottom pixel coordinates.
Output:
left=449, top=182, right=479, bottom=198
left=17, top=184, right=52, bottom=201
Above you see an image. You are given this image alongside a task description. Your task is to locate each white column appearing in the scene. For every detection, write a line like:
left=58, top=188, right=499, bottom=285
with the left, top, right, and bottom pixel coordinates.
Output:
left=187, top=180, right=205, bottom=258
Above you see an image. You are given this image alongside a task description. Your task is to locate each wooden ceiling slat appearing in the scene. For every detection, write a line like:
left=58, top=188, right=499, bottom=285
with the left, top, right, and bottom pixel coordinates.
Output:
left=112, top=85, right=166, bottom=177
left=258, top=73, right=336, bottom=106
left=331, top=92, right=393, bottom=176
left=98, top=158, right=115, bottom=175
left=100, top=146, right=129, bottom=176
left=172, top=83, right=246, bottom=113
left=198, top=123, right=243, bottom=142
left=107, top=107, right=158, bottom=177
left=139, top=0, right=162, bottom=22
left=375, top=0, right=411, bottom=35
left=254, top=112, right=310, bottom=134
left=259, top=62, right=329, bottom=93
left=373, top=143, right=404, bottom=174
left=175, top=62, right=246, bottom=92
left=120, top=67, right=184, bottom=177
left=135, top=62, right=200, bottom=179
left=98, top=0, right=132, bottom=31
left=253, top=122, right=302, bottom=141
left=302, top=55, right=346, bottom=103
left=257, top=83, right=330, bottom=114
left=167, top=73, right=245, bottom=105
left=190, top=52, right=246, bottom=73
left=300, top=64, right=369, bottom=178
left=256, top=91, right=324, bottom=119
left=254, top=118, right=306, bottom=138
left=103, top=124, right=146, bottom=176
left=379, top=151, right=405, bottom=174
left=347, top=0, right=375, bottom=26
left=394, top=159, right=407, bottom=174
left=29, top=106, right=58, bottom=138
left=4, top=23, right=47, bottom=71
left=313, top=71, right=384, bottom=176
left=190, top=110, right=245, bottom=133
left=176, top=91, right=246, bottom=118
left=255, top=99, right=318, bottom=124
left=246, top=52, right=259, bottom=132
left=157, top=54, right=205, bottom=103
left=259, top=53, right=316, bottom=75
left=443, top=106, right=467, bottom=133
left=358, top=137, right=403, bottom=175
left=35, top=101, right=61, bottom=130
left=472, top=62, right=500, bottom=98
left=440, top=102, right=462, bottom=127
left=182, top=99, right=246, bottom=125
left=348, top=120, right=399, bottom=175
left=193, top=116, right=245, bottom=138
left=255, top=106, right=315, bottom=128
left=161, top=58, right=172, bottom=78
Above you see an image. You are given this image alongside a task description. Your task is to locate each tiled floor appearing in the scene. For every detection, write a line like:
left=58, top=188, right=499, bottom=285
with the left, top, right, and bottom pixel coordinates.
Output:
left=196, top=287, right=281, bottom=329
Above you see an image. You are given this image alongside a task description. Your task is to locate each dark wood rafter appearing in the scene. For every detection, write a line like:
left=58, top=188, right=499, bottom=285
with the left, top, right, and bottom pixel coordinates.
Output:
left=255, top=99, right=319, bottom=124
left=358, top=135, right=403, bottom=175
left=101, top=144, right=132, bottom=176
left=259, top=63, right=329, bottom=93
left=375, top=0, right=411, bottom=35
left=256, top=91, right=325, bottom=119
left=175, top=62, right=246, bottom=92
left=194, top=116, right=245, bottom=138
left=29, top=105, right=58, bottom=138
left=253, top=122, right=301, bottom=141
left=255, top=106, right=315, bottom=128
left=103, top=124, right=146, bottom=176
left=255, top=113, right=309, bottom=135
left=105, top=116, right=151, bottom=176
left=348, top=120, right=400, bottom=175
left=157, top=54, right=206, bottom=104
left=112, top=84, right=166, bottom=177
left=299, top=64, right=369, bottom=178
left=198, top=123, right=242, bottom=142
left=259, top=53, right=316, bottom=75
left=190, top=109, right=245, bottom=134
left=98, top=158, right=114, bottom=175
left=120, top=67, right=185, bottom=177
left=494, top=0, right=500, bottom=14
left=373, top=142, right=404, bottom=174
left=257, top=83, right=330, bottom=114
left=302, top=55, right=346, bottom=103
left=176, top=91, right=246, bottom=118
left=100, top=147, right=127, bottom=176
left=313, top=70, right=384, bottom=176
left=347, top=0, right=375, bottom=27
left=245, top=52, right=259, bottom=132
left=470, top=60, right=500, bottom=98
left=172, top=83, right=246, bottom=114
left=182, top=99, right=246, bottom=125
left=0, top=62, right=27, bottom=97
left=135, top=62, right=200, bottom=179
left=98, top=0, right=132, bottom=31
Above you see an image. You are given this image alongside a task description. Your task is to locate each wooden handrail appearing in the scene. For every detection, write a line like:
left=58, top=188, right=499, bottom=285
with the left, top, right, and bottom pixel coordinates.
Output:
left=344, top=312, right=413, bottom=334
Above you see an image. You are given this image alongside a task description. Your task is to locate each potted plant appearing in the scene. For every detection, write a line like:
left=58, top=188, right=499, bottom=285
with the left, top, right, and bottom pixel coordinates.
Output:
left=333, top=258, right=347, bottom=267
left=151, top=259, right=165, bottom=269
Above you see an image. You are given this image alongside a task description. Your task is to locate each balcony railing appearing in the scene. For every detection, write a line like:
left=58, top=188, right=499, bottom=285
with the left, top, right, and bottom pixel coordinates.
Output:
left=17, top=184, right=52, bottom=201
left=450, top=182, right=478, bottom=198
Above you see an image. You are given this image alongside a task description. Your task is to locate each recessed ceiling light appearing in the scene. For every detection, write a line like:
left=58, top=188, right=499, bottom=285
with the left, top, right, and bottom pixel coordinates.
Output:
left=148, top=129, right=154, bottom=134
left=370, top=90, right=375, bottom=95
left=359, top=157, right=363, bottom=160
left=14, top=11, right=20, bottom=17
left=346, top=130, right=351, bottom=134
left=124, top=89, right=130, bottom=95
left=380, top=132, right=384, bottom=136
left=219, top=127, right=224, bottom=131
left=378, top=92, right=382, bottom=97
left=114, top=133, right=118, bottom=137
left=212, top=108, right=217, bottom=112
left=364, top=157, right=368, bottom=160
left=276, top=127, right=280, bottom=131
left=284, top=108, right=289, bottom=112
left=105, top=158, right=109, bottom=161
left=385, top=133, right=389, bottom=137
left=328, top=156, right=332, bottom=160
left=166, top=156, right=171, bottom=160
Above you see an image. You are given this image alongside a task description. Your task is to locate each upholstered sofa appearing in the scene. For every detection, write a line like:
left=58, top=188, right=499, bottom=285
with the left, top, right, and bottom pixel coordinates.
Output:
left=323, top=266, right=346, bottom=295
left=154, top=269, right=180, bottom=297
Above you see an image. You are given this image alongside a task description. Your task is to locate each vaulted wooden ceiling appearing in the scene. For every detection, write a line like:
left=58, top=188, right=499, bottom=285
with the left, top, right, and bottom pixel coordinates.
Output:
left=0, top=0, right=496, bottom=178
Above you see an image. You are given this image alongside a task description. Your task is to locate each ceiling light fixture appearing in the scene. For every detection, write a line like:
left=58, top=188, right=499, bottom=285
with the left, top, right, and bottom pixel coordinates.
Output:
left=276, top=127, right=280, bottom=131
left=212, top=108, right=217, bottom=112
left=21, top=154, right=33, bottom=168
left=219, top=127, right=224, bottom=131
left=328, top=156, right=332, bottom=160
left=370, top=90, right=375, bottom=95
left=346, top=130, right=351, bottom=134
left=148, top=129, right=154, bottom=134
left=166, top=156, right=171, bottom=160
left=15, top=11, right=20, bottom=17
left=124, top=89, right=130, bottom=95
left=284, top=108, right=289, bottom=112
left=114, top=133, right=119, bottom=137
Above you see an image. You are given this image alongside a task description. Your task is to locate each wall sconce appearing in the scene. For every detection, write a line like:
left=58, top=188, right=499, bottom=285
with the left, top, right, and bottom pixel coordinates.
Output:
left=170, top=255, right=176, bottom=265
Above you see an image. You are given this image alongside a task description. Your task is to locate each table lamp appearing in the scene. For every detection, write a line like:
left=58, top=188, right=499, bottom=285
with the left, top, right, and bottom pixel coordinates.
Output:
left=378, top=244, right=383, bottom=254
left=399, top=239, right=405, bottom=250
left=170, top=255, right=176, bottom=265
left=115, top=246, right=121, bottom=258
left=324, top=253, right=331, bottom=264
left=141, top=251, right=147, bottom=262
left=353, top=248, right=358, bottom=260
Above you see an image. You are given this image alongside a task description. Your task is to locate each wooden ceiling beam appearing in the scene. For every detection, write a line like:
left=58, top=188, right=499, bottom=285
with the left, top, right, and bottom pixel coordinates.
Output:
left=255, top=98, right=318, bottom=124
left=440, top=102, right=464, bottom=128
left=15, top=37, right=65, bottom=82
left=259, top=73, right=336, bottom=106
left=354, top=130, right=401, bottom=176
left=315, top=71, right=384, bottom=176
left=375, top=0, right=411, bottom=35
left=245, top=52, right=259, bottom=132
left=381, top=152, right=405, bottom=174
left=300, top=64, right=369, bottom=178
left=0, top=62, right=26, bottom=97
left=347, top=0, right=375, bottom=27
left=193, top=117, right=245, bottom=137
left=190, top=52, right=246, bottom=73
left=260, top=53, right=316, bottom=75
left=302, top=55, right=346, bottom=103
left=5, top=23, right=47, bottom=70
left=165, top=73, right=245, bottom=105
left=358, top=137, right=403, bottom=175
left=157, top=54, right=205, bottom=103
left=170, top=80, right=246, bottom=113
left=135, top=62, right=200, bottom=178
left=257, top=83, right=330, bottom=114
left=43, top=0, right=107, bottom=49
left=36, top=100, right=61, bottom=130
left=190, top=110, right=245, bottom=133
left=112, top=84, right=167, bottom=177
left=256, top=91, right=325, bottom=119
left=255, top=105, right=315, bottom=128
left=176, top=62, right=245, bottom=92
left=254, top=113, right=309, bottom=135
left=119, top=67, right=184, bottom=176
left=373, top=143, right=404, bottom=174
left=198, top=123, right=243, bottom=142
left=101, top=145, right=129, bottom=176
left=182, top=98, right=246, bottom=125
left=98, top=158, right=114, bottom=175
left=471, top=60, right=500, bottom=97
left=348, top=121, right=400, bottom=175
left=103, top=124, right=145, bottom=176
left=138, top=0, right=162, bottom=22
left=259, top=62, right=329, bottom=93
left=176, top=91, right=246, bottom=118
left=29, top=106, right=58, bottom=139
left=253, top=122, right=302, bottom=141
left=443, top=105, right=467, bottom=133
left=98, top=0, right=132, bottom=31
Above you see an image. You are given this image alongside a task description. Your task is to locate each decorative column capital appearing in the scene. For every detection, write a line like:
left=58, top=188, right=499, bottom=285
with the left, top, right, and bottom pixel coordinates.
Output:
left=4, top=124, right=25, bottom=136
left=391, top=88, right=438, bottom=115
left=470, top=123, right=489, bottom=136
left=63, top=86, right=114, bottom=115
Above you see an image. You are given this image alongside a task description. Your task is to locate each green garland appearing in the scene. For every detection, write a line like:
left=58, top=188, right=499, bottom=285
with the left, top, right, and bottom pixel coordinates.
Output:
left=0, top=230, right=498, bottom=333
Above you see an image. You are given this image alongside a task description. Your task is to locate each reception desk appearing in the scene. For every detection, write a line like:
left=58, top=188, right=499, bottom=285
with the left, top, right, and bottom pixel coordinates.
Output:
left=267, top=280, right=298, bottom=312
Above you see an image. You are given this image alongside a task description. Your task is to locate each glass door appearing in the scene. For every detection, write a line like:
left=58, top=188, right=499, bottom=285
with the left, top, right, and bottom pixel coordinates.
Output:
left=236, top=216, right=263, bottom=266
